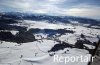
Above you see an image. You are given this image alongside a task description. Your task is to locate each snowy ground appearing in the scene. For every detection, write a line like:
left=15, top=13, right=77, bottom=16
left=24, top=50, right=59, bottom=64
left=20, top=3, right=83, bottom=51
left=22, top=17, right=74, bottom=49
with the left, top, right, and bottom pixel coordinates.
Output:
left=0, top=41, right=91, bottom=65
left=0, top=20, right=100, bottom=65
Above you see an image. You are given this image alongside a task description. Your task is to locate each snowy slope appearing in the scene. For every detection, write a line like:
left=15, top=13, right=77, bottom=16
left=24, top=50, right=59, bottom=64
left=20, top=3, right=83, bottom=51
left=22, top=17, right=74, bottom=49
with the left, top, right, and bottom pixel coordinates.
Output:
left=0, top=20, right=100, bottom=65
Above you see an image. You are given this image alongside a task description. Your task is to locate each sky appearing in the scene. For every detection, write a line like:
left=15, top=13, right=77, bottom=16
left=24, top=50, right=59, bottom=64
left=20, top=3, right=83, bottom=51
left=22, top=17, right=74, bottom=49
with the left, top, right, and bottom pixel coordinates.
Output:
left=0, top=0, right=100, bottom=19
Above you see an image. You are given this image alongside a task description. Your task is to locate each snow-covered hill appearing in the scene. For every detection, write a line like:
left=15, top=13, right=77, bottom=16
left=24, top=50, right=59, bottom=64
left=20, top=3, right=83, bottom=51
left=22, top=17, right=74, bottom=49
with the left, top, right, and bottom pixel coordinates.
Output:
left=0, top=14, right=100, bottom=65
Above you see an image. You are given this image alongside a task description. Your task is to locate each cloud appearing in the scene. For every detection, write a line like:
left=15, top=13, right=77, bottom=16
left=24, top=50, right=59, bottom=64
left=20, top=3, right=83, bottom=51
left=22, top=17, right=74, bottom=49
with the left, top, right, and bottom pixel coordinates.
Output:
left=64, top=5, right=100, bottom=19
left=0, top=0, right=100, bottom=19
left=65, top=7, right=100, bottom=19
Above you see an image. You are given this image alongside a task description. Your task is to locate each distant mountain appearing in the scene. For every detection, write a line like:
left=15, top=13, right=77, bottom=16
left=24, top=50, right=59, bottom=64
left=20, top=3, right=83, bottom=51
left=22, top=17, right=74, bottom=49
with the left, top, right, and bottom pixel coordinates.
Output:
left=0, top=12, right=100, bottom=26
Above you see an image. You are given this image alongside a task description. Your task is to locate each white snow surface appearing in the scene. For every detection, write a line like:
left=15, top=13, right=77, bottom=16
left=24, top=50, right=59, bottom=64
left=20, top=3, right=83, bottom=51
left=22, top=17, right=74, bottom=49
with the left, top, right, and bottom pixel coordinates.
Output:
left=0, top=41, right=90, bottom=65
left=0, top=20, right=100, bottom=65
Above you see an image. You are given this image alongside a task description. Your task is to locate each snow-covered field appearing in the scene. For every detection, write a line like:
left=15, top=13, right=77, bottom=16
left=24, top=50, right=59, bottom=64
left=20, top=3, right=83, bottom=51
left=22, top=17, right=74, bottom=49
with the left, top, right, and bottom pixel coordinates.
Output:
left=0, top=20, right=100, bottom=65
left=0, top=41, right=91, bottom=65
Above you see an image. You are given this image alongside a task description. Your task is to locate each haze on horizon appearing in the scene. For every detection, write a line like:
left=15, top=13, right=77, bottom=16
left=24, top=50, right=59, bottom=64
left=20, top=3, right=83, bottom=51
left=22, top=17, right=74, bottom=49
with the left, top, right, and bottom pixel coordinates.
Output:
left=0, top=0, right=100, bottom=19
